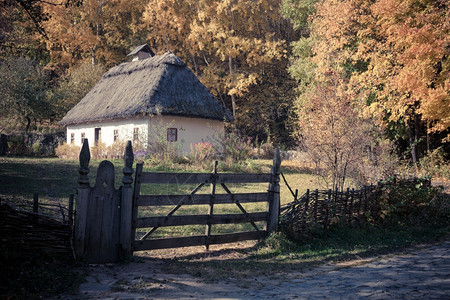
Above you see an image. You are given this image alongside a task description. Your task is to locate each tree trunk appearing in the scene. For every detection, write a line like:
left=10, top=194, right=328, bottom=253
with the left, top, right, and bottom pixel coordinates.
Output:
left=407, top=115, right=418, bottom=165
left=426, top=121, right=430, bottom=154
left=25, top=116, right=31, bottom=135
left=229, top=56, right=236, bottom=117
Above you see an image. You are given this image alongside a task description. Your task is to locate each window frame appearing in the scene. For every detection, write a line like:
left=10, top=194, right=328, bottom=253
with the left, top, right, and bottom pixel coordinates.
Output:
left=167, top=128, right=178, bottom=142
left=133, top=128, right=139, bottom=141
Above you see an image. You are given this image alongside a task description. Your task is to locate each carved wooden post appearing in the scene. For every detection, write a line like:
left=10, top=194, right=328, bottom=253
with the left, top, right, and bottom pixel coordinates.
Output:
left=120, top=141, right=134, bottom=258
left=266, top=148, right=281, bottom=233
left=74, top=139, right=91, bottom=258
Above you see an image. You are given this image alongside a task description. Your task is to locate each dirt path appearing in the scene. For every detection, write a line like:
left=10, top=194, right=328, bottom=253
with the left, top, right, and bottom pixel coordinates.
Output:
left=54, top=240, right=450, bottom=299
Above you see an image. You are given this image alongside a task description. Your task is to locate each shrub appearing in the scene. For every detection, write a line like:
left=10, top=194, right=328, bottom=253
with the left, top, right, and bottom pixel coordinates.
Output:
left=212, top=130, right=253, bottom=162
left=55, top=143, right=80, bottom=159
left=90, top=142, right=109, bottom=159
left=258, top=142, right=274, bottom=159
left=418, top=147, right=450, bottom=179
left=189, top=142, right=216, bottom=167
left=375, top=177, right=449, bottom=226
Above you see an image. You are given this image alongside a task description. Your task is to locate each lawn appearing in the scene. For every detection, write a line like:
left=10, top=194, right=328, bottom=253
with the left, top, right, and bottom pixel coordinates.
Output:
left=1, top=155, right=448, bottom=299
left=0, top=157, right=318, bottom=204
left=0, top=156, right=321, bottom=240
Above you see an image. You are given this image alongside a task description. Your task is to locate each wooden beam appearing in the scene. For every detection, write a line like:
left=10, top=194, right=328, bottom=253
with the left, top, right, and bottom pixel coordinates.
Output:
left=137, top=192, right=268, bottom=206
left=133, top=231, right=265, bottom=251
left=140, top=172, right=211, bottom=184
left=139, top=172, right=272, bottom=184
left=135, top=212, right=268, bottom=228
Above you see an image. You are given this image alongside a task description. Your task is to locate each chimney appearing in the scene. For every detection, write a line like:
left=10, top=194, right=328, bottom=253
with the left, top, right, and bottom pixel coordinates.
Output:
left=127, top=44, right=155, bottom=61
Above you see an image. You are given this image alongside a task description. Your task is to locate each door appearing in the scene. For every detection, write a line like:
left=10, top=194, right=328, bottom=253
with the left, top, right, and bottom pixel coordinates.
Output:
left=95, top=128, right=101, bottom=146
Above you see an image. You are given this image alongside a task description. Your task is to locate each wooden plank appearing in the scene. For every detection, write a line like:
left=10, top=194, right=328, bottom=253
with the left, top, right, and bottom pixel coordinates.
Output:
left=209, top=231, right=265, bottom=244
left=137, top=192, right=268, bottom=206
left=133, top=231, right=265, bottom=251
left=120, top=186, right=133, bottom=257
left=136, top=212, right=268, bottom=228
left=217, top=173, right=271, bottom=183
left=134, top=235, right=206, bottom=251
left=205, top=161, right=218, bottom=250
left=131, top=163, right=143, bottom=243
left=140, top=172, right=211, bottom=184
left=74, top=188, right=90, bottom=258
left=139, top=172, right=271, bottom=184
left=266, top=148, right=281, bottom=233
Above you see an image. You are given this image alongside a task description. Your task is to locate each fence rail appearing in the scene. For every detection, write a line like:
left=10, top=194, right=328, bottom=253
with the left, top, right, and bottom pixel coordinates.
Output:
left=132, top=150, right=281, bottom=252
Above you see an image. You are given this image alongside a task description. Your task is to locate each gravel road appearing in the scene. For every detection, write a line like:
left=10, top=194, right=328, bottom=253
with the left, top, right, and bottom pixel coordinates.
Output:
left=62, top=240, right=450, bottom=299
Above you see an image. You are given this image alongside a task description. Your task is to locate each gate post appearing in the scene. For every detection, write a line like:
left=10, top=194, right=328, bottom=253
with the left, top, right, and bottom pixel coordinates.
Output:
left=120, top=141, right=134, bottom=258
left=74, top=139, right=91, bottom=258
left=266, top=148, right=281, bottom=233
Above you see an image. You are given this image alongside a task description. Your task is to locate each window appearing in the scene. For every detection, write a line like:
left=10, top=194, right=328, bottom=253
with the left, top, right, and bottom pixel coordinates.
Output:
left=133, top=128, right=139, bottom=141
left=113, top=129, right=119, bottom=142
left=167, top=128, right=177, bottom=142
left=70, top=133, right=75, bottom=144
left=81, top=132, right=86, bottom=145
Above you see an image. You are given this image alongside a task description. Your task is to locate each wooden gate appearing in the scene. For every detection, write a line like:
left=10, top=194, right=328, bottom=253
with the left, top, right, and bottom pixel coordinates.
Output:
left=132, top=151, right=281, bottom=251
left=73, top=140, right=280, bottom=263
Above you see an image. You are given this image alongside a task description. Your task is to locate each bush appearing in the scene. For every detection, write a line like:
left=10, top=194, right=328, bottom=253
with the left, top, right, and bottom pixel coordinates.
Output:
left=55, top=141, right=137, bottom=160
left=257, top=142, right=275, bottom=159
left=4, top=133, right=65, bottom=157
left=418, top=147, right=450, bottom=179
left=55, top=143, right=80, bottom=159
left=189, top=142, right=216, bottom=167
left=375, top=177, right=449, bottom=226
left=212, top=130, right=253, bottom=162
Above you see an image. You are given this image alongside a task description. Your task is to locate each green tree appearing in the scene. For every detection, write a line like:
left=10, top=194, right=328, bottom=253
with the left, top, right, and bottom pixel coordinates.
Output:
left=0, top=57, right=52, bottom=134
left=51, top=60, right=105, bottom=118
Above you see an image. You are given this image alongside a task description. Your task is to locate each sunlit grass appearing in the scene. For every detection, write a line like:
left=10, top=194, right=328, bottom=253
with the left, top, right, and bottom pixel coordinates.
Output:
left=0, top=156, right=321, bottom=239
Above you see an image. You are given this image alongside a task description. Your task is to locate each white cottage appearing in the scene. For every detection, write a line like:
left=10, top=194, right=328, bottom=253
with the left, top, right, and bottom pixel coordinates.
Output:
left=59, top=45, right=232, bottom=153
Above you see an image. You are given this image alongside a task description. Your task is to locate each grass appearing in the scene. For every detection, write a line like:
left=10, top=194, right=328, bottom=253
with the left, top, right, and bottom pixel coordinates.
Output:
left=0, top=157, right=319, bottom=239
left=157, top=222, right=449, bottom=283
left=1, top=156, right=449, bottom=297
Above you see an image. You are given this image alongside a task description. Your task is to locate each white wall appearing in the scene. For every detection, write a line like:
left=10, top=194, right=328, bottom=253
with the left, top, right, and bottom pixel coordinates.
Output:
left=66, top=118, right=149, bottom=148
left=66, top=115, right=224, bottom=154
left=148, top=115, right=224, bottom=153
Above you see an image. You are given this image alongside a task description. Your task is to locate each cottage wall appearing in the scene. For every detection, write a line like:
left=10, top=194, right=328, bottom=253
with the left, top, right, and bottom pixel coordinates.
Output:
left=66, top=115, right=224, bottom=154
left=66, top=118, right=149, bottom=148
left=149, top=115, right=224, bottom=153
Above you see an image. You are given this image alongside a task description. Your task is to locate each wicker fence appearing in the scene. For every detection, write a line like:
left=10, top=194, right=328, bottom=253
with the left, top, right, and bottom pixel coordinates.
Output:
left=0, top=195, right=74, bottom=258
left=280, top=185, right=380, bottom=239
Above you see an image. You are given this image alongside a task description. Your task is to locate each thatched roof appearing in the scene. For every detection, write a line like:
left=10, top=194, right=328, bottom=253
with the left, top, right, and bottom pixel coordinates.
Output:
left=59, top=52, right=232, bottom=126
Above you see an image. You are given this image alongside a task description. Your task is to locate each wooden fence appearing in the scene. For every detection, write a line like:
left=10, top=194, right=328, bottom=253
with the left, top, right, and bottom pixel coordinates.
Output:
left=279, top=186, right=379, bottom=239
left=74, top=140, right=281, bottom=263
left=132, top=154, right=281, bottom=251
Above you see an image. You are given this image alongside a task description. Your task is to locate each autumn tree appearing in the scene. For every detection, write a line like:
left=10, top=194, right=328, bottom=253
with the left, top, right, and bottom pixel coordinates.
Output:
left=285, top=0, right=449, bottom=166
left=351, top=0, right=450, bottom=162
left=141, top=0, right=286, bottom=118
left=297, top=72, right=373, bottom=190
left=39, top=0, right=149, bottom=68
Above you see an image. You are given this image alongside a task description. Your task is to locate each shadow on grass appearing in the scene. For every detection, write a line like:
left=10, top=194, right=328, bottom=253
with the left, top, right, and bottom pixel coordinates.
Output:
left=146, top=223, right=449, bottom=282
